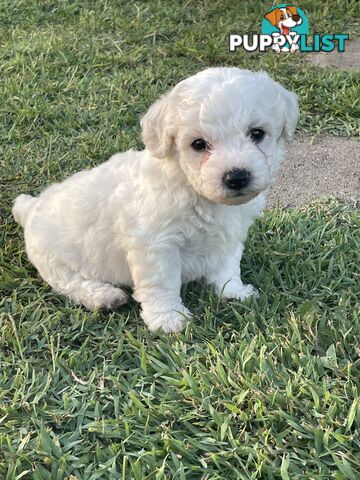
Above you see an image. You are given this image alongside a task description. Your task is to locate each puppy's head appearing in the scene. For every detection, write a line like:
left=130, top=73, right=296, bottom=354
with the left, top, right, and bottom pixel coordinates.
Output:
left=141, top=67, right=299, bottom=205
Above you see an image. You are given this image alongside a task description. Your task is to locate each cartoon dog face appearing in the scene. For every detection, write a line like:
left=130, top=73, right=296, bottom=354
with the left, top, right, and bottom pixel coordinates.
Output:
left=264, top=5, right=302, bottom=35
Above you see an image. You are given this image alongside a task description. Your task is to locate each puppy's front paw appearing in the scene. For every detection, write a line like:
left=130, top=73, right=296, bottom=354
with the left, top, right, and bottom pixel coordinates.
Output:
left=236, top=283, right=259, bottom=300
left=142, top=307, right=192, bottom=333
left=218, top=281, right=259, bottom=301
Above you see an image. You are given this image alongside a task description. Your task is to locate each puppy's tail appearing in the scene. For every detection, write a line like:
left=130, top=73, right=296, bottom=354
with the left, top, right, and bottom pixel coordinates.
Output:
left=12, top=194, right=37, bottom=227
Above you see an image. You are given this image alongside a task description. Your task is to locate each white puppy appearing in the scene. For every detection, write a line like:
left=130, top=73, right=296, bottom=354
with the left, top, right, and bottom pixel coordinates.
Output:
left=13, top=67, right=298, bottom=332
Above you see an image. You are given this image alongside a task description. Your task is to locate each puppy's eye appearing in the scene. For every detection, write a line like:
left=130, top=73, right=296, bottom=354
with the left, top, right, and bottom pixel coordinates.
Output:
left=191, top=139, right=208, bottom=151
left=249, top=128, right=265, bottom=143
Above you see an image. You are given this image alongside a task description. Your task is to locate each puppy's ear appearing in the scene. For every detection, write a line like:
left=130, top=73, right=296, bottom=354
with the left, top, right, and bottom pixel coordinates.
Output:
left=280, top=88, right=299, bottom=141
left=288, top=5, right=298, bottom=16
left=264, top=9, right=278, bottom=26
left=141, top=93, right=174, bottom=159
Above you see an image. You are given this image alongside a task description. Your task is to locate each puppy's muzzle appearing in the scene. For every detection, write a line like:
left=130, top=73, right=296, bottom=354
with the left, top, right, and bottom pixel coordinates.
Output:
left=292, top=14, right=301, bottom=22
left=222, top=168, right=251, bottom=193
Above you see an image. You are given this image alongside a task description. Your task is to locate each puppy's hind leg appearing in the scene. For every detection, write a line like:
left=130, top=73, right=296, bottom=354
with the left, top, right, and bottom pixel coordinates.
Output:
left=32, top=255, right=128, bottom=310
left=62, top=277, right=128, bottom=310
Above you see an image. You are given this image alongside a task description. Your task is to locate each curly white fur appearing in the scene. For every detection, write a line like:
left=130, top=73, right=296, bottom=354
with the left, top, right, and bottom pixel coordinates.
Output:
left=13, top=67, right=299, bottom=332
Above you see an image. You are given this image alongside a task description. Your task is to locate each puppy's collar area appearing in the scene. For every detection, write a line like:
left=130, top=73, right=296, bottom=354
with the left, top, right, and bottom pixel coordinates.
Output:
left=192, top=199, right=219, bottom=224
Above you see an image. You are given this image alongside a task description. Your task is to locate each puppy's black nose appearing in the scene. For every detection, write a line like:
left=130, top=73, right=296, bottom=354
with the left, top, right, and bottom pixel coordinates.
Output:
left=223, top=169, right=251, bottom=190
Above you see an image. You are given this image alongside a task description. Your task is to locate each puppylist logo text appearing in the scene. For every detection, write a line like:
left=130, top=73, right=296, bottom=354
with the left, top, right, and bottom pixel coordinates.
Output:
left=229, top=4, right=349, bottom=54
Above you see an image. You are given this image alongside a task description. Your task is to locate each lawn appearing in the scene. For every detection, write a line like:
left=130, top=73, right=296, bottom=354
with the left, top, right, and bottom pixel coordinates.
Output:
left=1, top=1, right=359, bottom=479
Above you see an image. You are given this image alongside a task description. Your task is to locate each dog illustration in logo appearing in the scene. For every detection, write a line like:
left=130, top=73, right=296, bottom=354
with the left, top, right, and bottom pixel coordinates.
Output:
left=264, top=5, right=303, bottom=52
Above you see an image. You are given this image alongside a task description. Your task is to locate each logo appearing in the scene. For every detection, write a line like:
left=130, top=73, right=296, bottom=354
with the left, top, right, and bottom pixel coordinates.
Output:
left=229, top=4, right=349, bottom=54
left=262, top=4, right=308, bottom=52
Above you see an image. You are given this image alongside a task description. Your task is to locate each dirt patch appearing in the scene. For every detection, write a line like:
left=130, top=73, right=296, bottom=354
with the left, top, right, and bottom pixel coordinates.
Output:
left=309, top=38, right=360, bottom=71
left=267, top=134, right=360, bottom=208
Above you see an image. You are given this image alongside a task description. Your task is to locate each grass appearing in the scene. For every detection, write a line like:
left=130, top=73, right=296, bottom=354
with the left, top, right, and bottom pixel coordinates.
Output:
left=0, top=1, right=359, bottom=478
left=1, top=201, right=360, bottom=478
